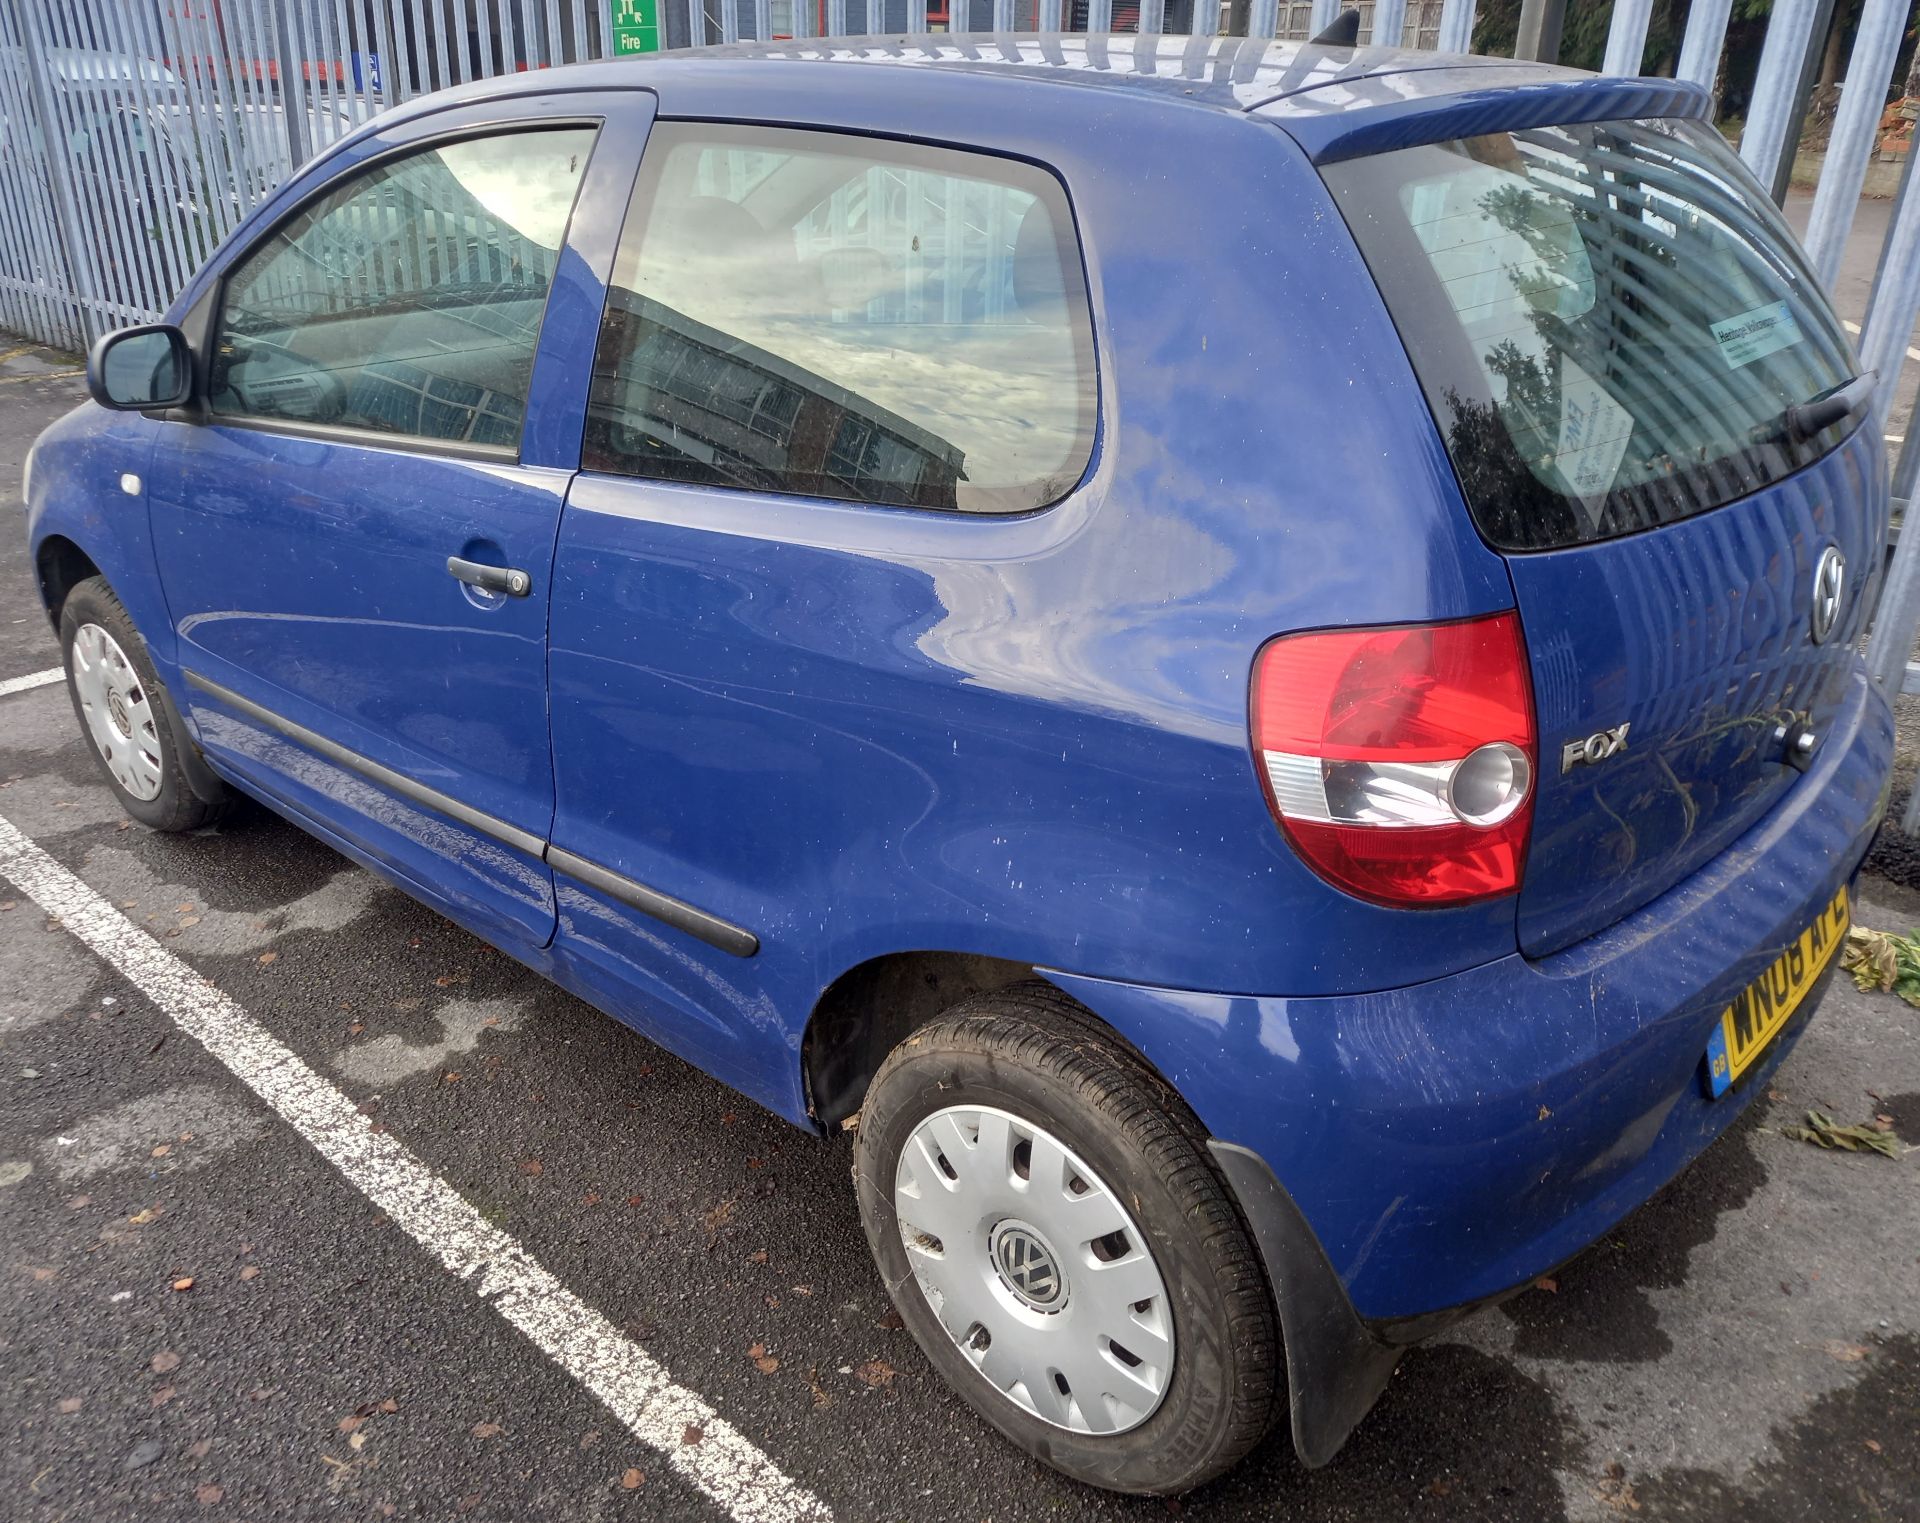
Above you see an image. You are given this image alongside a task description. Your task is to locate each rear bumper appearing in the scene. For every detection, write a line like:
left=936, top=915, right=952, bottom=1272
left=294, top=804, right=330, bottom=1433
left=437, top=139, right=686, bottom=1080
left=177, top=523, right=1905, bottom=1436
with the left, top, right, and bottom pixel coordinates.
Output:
left=1046, top=663, right=1892, bottom=1457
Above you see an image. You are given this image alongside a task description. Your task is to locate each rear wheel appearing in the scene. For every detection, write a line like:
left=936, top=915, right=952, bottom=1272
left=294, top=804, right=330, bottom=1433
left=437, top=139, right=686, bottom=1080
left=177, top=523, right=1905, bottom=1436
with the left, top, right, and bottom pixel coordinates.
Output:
left=853, top=983, right=1280, bottom=1493
left=60, top=576, right=229, bottom=832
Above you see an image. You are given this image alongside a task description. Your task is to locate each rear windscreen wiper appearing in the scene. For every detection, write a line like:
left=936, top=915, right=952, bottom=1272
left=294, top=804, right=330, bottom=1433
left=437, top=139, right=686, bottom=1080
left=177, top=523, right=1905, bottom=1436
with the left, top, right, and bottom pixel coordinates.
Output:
left=1779, top=372, right=1877, bottom=443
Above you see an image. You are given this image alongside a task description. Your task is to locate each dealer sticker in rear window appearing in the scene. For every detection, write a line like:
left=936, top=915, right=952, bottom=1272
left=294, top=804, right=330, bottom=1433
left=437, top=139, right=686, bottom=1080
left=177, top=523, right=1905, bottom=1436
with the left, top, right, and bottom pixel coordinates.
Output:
left=1710, top=299, right=1805, bottom=370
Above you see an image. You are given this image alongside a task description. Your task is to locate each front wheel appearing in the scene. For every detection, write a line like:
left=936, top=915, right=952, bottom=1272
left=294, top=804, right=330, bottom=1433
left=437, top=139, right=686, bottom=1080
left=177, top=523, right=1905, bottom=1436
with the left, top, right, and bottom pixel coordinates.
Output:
left=60, top=576, right=229, bottom=832
left=853, top=983, right=1280, bottom=1493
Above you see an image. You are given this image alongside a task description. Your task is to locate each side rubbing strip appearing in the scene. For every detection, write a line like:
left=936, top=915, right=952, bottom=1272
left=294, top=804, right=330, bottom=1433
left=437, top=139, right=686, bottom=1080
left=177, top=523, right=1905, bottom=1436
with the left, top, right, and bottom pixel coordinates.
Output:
left=183, top=671, right=761, bottom=959
left=547, top=847, right=759, bottom=959
left=182, top=671, right=547, bottom=859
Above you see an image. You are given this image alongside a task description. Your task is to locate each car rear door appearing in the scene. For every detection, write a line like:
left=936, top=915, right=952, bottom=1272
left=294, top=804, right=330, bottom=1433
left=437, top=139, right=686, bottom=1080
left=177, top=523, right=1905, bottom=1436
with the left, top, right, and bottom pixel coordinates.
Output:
left=146, top=94, right=653, bottom=949
left=1323, top=115, right=1884, bottom=956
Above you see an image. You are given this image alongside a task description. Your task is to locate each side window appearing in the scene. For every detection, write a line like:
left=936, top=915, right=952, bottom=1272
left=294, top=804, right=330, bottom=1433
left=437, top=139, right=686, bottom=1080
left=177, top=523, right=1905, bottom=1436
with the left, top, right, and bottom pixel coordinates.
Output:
left=584, top=125, right=1096, bottom=514
left=209, top=127, right=596, bottom=449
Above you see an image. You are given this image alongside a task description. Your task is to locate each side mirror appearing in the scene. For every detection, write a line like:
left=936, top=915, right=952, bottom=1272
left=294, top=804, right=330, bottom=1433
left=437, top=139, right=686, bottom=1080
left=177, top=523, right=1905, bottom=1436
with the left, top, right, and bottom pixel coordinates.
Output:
left=86, top=324, right=192, bottom=411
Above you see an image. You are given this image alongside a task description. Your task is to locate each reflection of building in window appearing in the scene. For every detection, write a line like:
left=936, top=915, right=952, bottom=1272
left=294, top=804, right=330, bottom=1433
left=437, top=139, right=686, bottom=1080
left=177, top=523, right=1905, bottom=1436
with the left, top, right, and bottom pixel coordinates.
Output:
left=589, top=293, right=967, bottom=510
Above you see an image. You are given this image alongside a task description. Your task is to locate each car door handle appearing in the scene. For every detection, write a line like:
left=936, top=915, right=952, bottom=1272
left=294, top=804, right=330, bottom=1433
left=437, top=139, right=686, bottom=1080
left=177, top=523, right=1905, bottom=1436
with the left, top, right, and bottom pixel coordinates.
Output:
left=447, top=557, right=531, bottom=598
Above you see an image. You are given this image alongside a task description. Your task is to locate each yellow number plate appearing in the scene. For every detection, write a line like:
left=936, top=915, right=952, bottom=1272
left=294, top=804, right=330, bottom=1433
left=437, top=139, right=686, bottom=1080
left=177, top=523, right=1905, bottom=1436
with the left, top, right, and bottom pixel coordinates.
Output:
left=1704, top=886, right=1848, bottom=1098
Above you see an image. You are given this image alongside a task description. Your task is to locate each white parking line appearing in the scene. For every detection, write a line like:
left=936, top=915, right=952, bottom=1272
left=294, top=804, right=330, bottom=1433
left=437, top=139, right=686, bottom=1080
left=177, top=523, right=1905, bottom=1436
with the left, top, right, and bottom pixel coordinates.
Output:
left=0, top=811, right=831, bottom=1523
left=0, top=667, right=62, bottom=697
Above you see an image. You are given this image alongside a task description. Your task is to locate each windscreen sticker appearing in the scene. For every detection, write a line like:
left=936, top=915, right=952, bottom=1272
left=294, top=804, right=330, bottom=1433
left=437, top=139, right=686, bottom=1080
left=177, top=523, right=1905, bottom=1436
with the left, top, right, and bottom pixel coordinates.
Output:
left=1710, top=300, right=1805, bottom=370
left=1555, top=355, right=1634, bottom=516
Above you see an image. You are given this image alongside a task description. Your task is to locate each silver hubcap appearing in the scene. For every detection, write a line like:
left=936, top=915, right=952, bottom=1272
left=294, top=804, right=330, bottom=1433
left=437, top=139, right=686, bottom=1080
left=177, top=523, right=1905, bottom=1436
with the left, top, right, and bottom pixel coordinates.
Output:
left=69, top=622, right=164, bottom=802
left=894, top=1104, right=1175, bottom=1435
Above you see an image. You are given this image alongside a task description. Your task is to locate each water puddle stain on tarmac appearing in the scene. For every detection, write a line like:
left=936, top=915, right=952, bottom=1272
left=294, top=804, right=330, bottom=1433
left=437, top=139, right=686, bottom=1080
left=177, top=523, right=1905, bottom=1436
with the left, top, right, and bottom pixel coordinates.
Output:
left=36, top=1083, right=268, bottom=1181
left=77, top=839, right=380, bottom=957
left=1497, top=1109, right=1772, bottom=1365
left=332, top=996, right=528, bottom=1088
left=1180, top=1345, right=1584, bottom=1523
left=1875, top=1091, right=1920, bottom=1144
left=1629, top=1333, right=1920, bottom=1522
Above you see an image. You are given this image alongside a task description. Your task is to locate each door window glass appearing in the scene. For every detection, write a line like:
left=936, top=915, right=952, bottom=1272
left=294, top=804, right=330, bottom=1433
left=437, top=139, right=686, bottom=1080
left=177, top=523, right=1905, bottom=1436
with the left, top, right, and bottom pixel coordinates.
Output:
left=210, top=127, right=595, bottom=448
left=584, top=124, right=1096, bottom=513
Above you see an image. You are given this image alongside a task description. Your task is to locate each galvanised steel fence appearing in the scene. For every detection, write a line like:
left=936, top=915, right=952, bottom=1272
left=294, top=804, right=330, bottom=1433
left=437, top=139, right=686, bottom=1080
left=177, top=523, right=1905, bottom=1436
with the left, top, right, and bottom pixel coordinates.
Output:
left=6, top=0, right=1920, bottom=814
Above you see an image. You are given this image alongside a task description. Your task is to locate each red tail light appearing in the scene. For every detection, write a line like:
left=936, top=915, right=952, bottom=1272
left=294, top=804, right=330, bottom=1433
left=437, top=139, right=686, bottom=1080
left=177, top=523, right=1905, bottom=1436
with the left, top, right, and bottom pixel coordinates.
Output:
left=1249, top=613, right=1536, bottom=907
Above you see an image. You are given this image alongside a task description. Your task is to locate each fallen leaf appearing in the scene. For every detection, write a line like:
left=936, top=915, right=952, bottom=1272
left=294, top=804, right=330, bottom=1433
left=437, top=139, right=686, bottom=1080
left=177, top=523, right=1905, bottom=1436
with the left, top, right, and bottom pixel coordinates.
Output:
left=1534, top=1275, right=1559, bottom=1294
left=348, top=1431, right=366, bottom=1452
left=128, top=1207, right=160, bottom=1225
left=195, top=1484, right=223, bottom=1505
left=877, top=1310, right=905, bottom=1331
left=748, top=1249, right=769, bottom=1265
left=30, top=1267, right=56, bottom=1282
left=1865, top=1438, right=1883, bottom=1453
left=151, top=1351, right=181, bottom=1374
left=171, top=1277, right=194, bottom=1293
left=620, top=1468, right=644, bottom=1490
left=151, top=1144, right=172, bottom=1158
left=177, top=915, right=201, bottom=929
left=853, top=1359, right=897, bottom=1389
left=471, top=1421, right=502, bottom=1439
left=66, top=1195, right=91, bottom=1210
left=1824, top=1341, right=1871, bottom=1362
left=625, top=1195, right=644, bottom=1207
left=379, top=1398, right=399, bottom=1414
left=176, top=903, right=195, bottom=914
left=765, top=1295, right=780, bottom=1309
left=703, top=1198, right=736, bottom=1234
left=520, top=1159, right=544, bottom=1176
left=681, top=1424, right=704, bottom=1446
left=1843, top=926, right=1920, bottom=1007
left=582, top=1192, right=602, bottom=1207
left=238, top=1266, right=259, bottom=1282
left=347, top=1022, right=364, bottom=1036
left=433, top=972, right=469, bottom=987
left=257, top=951, right=278, bottom=966
left=56, top=1397, right=82, bottom=1414
left=754, top=1354, right=780, bottom=1374
left=806, top=1368, right=831, bottom=1409
left=338, top=1415, right=364, bottom=1433
left=187, top=1438, right=211, bottom=1459
left=442, top=1071, right=461, bottom=1084
left=578, top=1429, right=601, bottom=1450
left=151, top=1385, right=177, bottom=1408
left=1782, top=1109, right=1902, bottom=1158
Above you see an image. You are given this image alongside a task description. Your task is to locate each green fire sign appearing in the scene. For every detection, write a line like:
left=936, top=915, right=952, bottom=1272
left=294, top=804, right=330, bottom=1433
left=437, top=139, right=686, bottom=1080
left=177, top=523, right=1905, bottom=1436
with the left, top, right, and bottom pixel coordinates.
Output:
left=611, top=0, right=661, bottom=54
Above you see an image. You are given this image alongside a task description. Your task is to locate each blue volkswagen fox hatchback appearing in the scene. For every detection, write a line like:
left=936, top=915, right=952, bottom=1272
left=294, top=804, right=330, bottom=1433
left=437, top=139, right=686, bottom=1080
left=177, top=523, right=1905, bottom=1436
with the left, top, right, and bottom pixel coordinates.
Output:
left=26, top=34, right=1894, bottom=1493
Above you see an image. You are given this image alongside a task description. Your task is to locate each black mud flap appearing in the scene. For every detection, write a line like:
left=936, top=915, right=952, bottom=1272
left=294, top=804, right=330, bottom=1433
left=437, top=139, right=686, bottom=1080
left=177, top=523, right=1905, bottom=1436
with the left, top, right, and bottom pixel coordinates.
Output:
left=1208, top=1140, right=1404, bottom=1468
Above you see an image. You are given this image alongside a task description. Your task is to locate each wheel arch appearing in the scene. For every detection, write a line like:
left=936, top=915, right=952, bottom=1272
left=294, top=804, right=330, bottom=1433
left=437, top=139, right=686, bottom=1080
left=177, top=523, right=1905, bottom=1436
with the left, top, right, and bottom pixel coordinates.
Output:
left=34, top=534, right=101, bottom=627
left=801, top=950, right=1038, bottom=1130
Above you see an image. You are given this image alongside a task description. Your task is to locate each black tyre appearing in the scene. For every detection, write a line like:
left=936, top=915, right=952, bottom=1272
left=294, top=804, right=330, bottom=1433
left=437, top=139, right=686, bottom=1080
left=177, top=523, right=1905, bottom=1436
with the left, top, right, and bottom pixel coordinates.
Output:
left=854, top=982, right=1280, bottom=1493
left=59, top=576, right=229, bottom=832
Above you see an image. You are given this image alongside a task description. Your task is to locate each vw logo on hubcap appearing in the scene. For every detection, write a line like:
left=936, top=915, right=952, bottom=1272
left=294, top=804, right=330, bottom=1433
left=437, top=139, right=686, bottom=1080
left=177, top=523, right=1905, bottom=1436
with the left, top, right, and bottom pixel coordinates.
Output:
left=1810, top=544, right=1846, bottom=645
left=990, top=1220, right=1065, bottom=1310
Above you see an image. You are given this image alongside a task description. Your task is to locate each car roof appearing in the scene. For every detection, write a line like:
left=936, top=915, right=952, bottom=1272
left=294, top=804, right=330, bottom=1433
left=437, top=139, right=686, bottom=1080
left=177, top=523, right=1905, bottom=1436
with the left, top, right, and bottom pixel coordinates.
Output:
left=365, top=34, right=1711, bottom=165
left=407, top=33, right=1575, bottom=116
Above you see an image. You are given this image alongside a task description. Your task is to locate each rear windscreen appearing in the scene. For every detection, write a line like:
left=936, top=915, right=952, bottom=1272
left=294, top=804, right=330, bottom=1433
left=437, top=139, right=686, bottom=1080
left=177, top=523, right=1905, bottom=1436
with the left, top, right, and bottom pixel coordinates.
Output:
left=1324, top=118, right=1858, bottom=551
